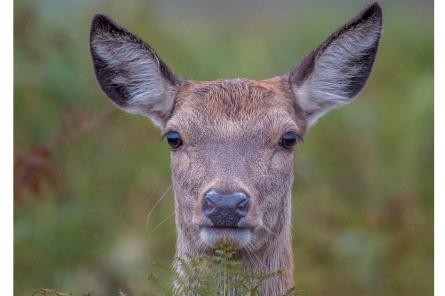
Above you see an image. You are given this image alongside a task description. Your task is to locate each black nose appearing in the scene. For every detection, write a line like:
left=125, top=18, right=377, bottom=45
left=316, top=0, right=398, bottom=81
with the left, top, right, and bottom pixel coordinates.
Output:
left=203, top=191, right=250, bottom=227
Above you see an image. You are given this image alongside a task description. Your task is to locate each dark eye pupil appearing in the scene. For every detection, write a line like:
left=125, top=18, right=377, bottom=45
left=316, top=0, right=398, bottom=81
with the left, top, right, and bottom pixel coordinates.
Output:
left=165, top=132, right=183, bottom=149
left=280, top=132, right=299, bottom=149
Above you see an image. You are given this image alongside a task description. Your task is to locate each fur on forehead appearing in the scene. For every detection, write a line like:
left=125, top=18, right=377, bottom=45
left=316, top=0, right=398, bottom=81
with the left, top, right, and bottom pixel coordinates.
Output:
left=168, top=77, right=307, bottom=133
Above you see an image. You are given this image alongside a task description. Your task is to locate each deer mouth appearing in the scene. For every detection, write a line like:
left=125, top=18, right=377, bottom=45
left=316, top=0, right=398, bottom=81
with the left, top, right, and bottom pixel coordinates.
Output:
left=199, top=226, right=252, bottom=249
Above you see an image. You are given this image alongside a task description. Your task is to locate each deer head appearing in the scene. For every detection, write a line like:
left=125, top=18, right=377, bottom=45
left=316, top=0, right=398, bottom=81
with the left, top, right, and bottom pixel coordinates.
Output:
left=90, top=3, right=382, bottom=294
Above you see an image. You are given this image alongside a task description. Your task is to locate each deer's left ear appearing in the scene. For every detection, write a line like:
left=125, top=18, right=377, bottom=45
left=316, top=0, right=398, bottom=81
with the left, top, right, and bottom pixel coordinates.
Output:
left=289, top=3, right=383, bottom=126
left=90, top=14, right=181, bottom=128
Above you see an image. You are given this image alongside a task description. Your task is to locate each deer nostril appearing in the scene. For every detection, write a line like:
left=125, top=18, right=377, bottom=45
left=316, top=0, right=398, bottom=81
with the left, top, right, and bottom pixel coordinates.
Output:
left=236, top=199, right=250, bottom=215
left=202, top=191, right=251, bottom=227
left=203, top=198, right=216, bottom=215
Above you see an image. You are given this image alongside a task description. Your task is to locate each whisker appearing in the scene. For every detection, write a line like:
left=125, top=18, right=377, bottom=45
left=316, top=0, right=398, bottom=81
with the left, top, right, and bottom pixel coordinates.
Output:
left=145, top=185, right=172, bottom=227
left=151, top=211, right=175, bottom=232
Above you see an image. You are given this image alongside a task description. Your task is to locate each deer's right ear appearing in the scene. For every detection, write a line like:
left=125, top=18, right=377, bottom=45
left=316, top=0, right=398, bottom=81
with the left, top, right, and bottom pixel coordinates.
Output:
left=90, top=14, right=181, bottom=128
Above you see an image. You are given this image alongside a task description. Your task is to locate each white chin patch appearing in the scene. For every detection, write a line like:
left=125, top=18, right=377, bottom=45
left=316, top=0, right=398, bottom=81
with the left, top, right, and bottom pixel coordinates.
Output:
left=200, top=227, right=252, bottom=249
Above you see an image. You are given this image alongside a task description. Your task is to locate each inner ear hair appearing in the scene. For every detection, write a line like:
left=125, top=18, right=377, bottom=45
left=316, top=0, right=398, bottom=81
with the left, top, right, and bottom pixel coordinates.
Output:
left=89, top=14, right=182, bottom=128
left=289, top=2, right=383, bottom=126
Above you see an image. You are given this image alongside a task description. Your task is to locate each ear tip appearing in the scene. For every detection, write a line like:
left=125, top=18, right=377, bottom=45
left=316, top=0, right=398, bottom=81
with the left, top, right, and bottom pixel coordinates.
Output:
left=90, top=13, right=120, bottom=36
left=91, top=13, right=110, bottom=28
left=368, top=2, right=383, bottom=16
left=362, top=2, right=383, bottom=23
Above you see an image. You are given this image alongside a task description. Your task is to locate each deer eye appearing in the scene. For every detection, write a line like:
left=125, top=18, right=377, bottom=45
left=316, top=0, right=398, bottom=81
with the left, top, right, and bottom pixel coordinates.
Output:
left=165, top=131, right=183, bottom=149
left=279, top=132, right=301, bottom=149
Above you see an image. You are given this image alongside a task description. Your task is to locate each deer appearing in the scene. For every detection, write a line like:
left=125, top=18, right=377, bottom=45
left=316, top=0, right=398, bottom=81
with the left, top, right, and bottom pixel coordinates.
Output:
left=89, top=2, right=382, bottom=295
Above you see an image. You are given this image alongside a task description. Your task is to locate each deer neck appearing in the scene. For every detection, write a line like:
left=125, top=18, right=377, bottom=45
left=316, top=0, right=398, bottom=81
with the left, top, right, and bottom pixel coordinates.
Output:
left=245, top=225, right=294, bottom=295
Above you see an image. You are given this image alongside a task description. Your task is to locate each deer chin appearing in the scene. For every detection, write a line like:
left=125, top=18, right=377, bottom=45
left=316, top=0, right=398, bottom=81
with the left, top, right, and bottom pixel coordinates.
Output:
left=199, top=226, right=252, bottom=250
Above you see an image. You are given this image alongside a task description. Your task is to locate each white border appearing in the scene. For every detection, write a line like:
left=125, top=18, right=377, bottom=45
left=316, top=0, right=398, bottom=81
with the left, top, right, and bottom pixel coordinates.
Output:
left=0, top=0, right=13, bottom=294
left=1, top=1, right=438, bottom=295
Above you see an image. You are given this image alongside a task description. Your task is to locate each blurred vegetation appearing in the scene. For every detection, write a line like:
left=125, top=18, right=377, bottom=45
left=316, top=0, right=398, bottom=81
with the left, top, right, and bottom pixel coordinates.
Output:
left=14, top=0, right=433, bottom=295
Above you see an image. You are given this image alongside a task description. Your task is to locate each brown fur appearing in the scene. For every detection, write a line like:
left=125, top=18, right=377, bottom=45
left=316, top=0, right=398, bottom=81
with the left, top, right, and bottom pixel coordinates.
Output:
left=89, top=3, right=382, bottom=295
left=168, top=77, right=303, bottom=294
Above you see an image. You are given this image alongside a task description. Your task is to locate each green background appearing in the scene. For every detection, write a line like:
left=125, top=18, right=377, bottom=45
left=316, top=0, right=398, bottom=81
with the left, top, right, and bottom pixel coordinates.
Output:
left=14, top=0, right=433, bottom=295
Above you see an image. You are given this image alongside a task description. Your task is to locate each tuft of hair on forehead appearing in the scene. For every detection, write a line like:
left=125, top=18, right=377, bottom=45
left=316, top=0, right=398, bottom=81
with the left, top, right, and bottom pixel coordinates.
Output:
left=165, top=78, right=308, bottom=143
left=174, top=78, right=299, bottom=123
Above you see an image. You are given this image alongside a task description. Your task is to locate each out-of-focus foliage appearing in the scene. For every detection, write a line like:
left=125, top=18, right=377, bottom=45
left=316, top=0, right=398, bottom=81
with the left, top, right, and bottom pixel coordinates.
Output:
left=14, top=0, right=433, bottom=295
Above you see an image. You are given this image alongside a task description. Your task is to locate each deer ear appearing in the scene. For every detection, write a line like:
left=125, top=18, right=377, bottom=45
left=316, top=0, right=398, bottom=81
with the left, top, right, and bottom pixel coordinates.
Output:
left=289, top=3, right=382, bottom=126
left=90, top=14, right=181, bottom=128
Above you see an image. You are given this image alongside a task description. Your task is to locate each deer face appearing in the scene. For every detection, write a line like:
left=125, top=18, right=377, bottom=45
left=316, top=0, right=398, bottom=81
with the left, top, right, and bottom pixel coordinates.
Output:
left=165, top=78, right=305, bottom=251
left=90, top=3, right=382, bottom=252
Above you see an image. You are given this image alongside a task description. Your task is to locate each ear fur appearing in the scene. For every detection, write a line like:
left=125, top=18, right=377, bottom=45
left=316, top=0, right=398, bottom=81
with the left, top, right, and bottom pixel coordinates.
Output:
left=90, top=14, right=181, bottom=127
left=289, top=2, right=383, bottom=126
